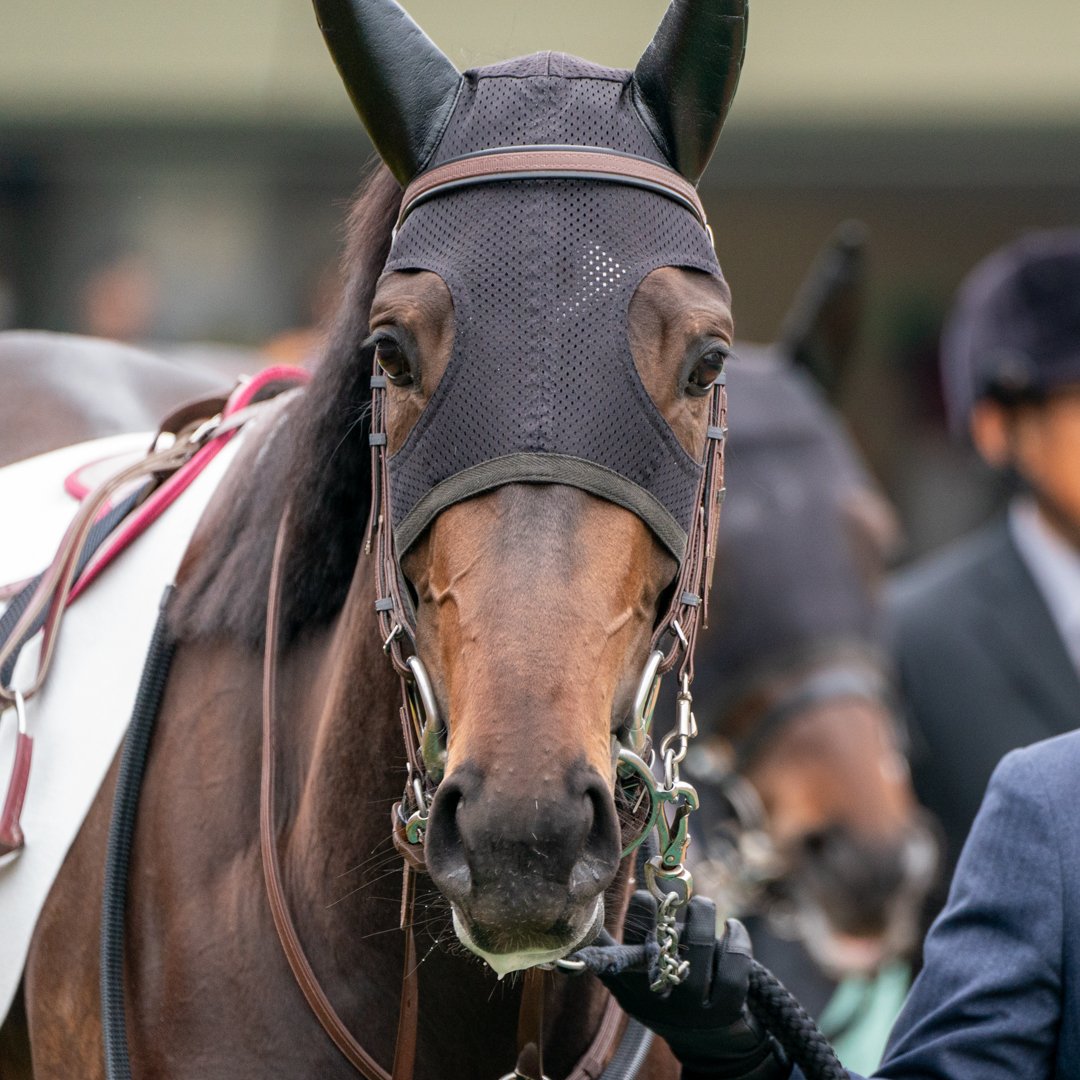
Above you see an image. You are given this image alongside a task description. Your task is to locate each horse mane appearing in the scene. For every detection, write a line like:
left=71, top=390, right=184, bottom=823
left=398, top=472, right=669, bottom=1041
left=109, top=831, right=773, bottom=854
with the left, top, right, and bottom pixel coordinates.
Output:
left=169, top=164, right=403, bottom=648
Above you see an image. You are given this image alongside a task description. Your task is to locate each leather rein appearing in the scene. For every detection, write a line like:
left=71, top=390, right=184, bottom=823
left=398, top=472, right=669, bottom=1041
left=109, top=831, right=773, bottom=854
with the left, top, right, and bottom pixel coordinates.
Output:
left=261, top=145, right=729, bottom=1080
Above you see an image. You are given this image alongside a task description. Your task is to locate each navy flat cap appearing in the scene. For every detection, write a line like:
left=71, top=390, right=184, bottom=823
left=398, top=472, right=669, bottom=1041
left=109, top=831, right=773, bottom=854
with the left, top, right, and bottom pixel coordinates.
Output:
left=942, top=229, right=1080, bottom=434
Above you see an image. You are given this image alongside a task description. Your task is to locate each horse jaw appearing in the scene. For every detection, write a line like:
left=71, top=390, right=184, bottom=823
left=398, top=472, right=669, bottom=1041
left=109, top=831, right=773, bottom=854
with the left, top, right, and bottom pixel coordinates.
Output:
left=451, top=898, right=605, bottom=979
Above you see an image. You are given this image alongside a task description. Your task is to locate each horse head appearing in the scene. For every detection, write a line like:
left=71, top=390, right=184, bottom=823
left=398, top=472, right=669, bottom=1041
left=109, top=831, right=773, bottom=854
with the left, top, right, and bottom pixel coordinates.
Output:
left=313, top=0, right=747, bottom=975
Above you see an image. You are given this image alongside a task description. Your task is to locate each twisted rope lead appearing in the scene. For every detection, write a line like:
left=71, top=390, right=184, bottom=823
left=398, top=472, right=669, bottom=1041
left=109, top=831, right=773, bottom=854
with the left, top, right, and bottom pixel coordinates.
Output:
left=747, top=961, right=846, bottom=1080
left=565, top=945, right=846, bottom=1080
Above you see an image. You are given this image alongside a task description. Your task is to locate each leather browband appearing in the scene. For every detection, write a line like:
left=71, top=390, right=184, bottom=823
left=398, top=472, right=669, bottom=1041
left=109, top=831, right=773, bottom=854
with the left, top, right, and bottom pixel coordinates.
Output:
left=396, top=145, right=710, bottom=234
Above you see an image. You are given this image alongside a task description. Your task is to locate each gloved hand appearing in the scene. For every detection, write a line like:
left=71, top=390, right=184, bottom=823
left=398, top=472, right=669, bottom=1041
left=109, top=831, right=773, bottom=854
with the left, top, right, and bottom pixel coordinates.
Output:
left=598, top=891, right=792, bottom=1079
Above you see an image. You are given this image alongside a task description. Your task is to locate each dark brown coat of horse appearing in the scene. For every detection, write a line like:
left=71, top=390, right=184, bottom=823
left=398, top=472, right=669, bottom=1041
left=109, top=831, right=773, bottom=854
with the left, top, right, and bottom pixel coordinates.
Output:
left=3, top=1, right=752, bottom=1076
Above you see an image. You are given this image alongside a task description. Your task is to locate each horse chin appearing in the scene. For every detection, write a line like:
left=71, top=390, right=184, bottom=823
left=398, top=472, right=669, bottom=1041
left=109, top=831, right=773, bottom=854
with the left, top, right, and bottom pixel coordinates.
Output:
left=784, top=900, right=915, bottom=979
left=451, top=897, right=605, bottom=979
left=804, top=925, right=888, bottom=978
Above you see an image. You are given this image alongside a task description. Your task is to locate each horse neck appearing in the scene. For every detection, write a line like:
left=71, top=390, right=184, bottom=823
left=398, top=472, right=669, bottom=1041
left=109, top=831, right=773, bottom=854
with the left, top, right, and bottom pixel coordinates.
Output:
left=277, top=551, right=618, bottom=1075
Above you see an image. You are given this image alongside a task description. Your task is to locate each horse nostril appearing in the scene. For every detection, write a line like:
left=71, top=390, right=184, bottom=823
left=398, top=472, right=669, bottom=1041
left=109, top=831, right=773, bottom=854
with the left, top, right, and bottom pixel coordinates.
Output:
left=567, top=777, right=621, bottom=902
left=801, top=828, right=835, bottom=859
left=424, top=777, right=472, bottom=900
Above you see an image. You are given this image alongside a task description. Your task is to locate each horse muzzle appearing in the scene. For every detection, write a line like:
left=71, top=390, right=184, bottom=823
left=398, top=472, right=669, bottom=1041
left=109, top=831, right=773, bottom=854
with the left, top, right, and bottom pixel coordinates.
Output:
left=423, top=760, right=621, bottom=972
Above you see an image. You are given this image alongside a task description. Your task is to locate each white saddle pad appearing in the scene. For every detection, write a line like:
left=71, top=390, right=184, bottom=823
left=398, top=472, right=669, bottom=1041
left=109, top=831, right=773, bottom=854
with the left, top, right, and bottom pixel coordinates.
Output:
left=0, top=431, right=242, bottom=1023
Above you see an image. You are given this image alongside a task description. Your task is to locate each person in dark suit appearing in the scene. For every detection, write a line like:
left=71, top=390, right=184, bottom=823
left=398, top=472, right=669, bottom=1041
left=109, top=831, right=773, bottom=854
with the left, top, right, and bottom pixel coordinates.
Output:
left=604, top=729, right=1080, bottom=1078
left=889, top=229, right=1080, bottom=901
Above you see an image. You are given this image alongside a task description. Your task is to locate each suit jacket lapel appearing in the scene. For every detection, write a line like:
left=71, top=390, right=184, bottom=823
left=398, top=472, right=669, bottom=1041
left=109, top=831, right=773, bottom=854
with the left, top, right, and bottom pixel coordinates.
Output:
left=973, top=520, right=1080, bottom=733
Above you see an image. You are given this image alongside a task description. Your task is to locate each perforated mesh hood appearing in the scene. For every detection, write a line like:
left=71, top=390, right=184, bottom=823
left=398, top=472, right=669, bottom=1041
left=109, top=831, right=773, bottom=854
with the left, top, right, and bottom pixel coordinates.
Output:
left=383, top=53, right=724, bottom=561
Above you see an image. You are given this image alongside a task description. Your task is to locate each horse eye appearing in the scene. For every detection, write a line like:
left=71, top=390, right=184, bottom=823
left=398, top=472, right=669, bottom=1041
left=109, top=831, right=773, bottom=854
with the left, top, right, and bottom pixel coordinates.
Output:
left=374, top=337, right=413, bottom=387
left=686, top=346, right=729, bottom=397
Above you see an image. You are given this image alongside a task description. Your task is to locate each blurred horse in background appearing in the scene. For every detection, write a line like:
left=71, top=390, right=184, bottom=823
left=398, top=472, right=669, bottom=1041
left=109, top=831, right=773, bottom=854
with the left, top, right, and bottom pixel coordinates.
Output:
left=0, top=332, right=239, bottom=469
left=687, top=227, right=938, bottom=1061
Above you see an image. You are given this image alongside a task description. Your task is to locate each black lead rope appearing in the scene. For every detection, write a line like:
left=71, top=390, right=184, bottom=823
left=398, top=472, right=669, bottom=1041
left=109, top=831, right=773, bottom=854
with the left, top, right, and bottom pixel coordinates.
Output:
left=746, top=964, right=847, bottom=1080
left=100, top=586, right=176, bottom=1080
left=569, top=834, right=845, bottom=1080
left=567, top=939, right=844, bottom=1080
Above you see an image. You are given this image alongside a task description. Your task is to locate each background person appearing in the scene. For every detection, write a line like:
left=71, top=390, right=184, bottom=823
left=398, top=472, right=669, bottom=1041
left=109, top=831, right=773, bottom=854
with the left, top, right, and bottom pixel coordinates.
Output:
left=888, top=229, right=1080, bottom=915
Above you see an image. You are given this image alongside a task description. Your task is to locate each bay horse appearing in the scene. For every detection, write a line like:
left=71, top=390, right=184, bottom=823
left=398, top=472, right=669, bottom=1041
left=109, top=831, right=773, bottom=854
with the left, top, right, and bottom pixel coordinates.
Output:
left=0, top=258, right=935, bottom=1073
left=4, top=2, right=749, bottom=1077
left=0, top=245, right=935, bottom=1080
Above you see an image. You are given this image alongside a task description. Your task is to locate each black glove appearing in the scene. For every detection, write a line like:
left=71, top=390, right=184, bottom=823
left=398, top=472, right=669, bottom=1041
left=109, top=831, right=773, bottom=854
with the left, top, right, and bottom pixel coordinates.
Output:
left=598, top=891, right=792, bottom=1079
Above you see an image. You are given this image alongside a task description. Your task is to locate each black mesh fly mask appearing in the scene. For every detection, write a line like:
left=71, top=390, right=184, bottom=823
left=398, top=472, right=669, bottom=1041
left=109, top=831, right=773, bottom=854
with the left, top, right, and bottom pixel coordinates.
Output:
left=380, top=55, right=725, bottom=567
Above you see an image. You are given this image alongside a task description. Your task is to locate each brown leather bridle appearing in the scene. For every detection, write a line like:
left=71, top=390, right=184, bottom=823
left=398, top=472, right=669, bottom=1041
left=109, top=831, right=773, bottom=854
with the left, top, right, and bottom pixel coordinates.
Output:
left=259, top=146, right=730, bottom=1079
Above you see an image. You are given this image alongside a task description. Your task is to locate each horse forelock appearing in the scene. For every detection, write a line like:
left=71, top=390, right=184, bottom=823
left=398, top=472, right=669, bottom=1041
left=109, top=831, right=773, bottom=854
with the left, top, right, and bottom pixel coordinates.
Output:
left=169, top=165, right=403, bottom=649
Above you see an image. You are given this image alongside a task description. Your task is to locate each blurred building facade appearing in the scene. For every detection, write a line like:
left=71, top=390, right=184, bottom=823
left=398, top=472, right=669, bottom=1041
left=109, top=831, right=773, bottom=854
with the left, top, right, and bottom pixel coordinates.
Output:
left=2, top=1, right=1079, bottom=555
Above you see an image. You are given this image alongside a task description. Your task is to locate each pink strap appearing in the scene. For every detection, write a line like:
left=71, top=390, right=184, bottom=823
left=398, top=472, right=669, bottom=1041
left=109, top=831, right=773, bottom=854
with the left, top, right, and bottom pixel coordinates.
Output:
left=69, top=366, right=309, bottom=601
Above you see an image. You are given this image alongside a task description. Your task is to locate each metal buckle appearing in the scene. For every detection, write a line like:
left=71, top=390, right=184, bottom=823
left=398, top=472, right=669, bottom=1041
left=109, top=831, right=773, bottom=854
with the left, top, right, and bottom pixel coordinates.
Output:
left=4, top=690, right=27, bottom=738
left=405, top=655, right=446, bottom=782
left=383, top=623, right=403, bottom=653
left=187, top=413, right=223, bottom=448
left=404, top=775, right=429, bottom=845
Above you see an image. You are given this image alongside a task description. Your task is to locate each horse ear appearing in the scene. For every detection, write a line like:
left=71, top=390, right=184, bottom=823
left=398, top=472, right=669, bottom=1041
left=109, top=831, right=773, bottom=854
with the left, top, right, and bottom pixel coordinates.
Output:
left=779, top=220, right=868, bottom=403
left=631, top=0, right=749, bottom=184
left=312, top=0, right=462, bottom=185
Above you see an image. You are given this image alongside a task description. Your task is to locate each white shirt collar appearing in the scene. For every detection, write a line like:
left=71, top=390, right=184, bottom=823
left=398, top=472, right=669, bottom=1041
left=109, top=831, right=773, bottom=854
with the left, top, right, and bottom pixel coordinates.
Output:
left=1009, top=496, right=1080, bottom=673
